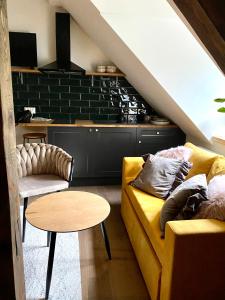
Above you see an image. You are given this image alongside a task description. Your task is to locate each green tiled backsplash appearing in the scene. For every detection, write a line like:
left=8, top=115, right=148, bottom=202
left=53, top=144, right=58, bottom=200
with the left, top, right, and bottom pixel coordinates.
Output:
left=12, top=72, right=154, bottom=122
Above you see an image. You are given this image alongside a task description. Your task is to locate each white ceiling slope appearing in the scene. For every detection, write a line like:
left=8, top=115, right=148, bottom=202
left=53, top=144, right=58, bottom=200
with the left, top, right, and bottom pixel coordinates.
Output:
left=49, top=0, right=225, bottom=144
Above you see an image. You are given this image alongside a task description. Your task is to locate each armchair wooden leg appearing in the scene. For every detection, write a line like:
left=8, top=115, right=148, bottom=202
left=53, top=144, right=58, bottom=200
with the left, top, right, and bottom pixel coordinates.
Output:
left=22, top=197, right=28, bottom=243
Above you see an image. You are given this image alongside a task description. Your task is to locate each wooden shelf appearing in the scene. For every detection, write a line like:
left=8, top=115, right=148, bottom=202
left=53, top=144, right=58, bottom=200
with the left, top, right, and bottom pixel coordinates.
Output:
left=85, top=71, right=125, bottom=77
left=11, top=67, right=40, bottom=73
left=11, top=67, right=125, bottom=77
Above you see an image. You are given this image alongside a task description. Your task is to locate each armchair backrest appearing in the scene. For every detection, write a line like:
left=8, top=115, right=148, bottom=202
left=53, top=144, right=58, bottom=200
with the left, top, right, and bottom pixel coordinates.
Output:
left=16, top=143, right=73, bottom=181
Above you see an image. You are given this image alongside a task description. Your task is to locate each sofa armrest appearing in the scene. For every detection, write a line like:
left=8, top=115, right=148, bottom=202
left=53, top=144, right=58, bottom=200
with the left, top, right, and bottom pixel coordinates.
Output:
left=122, top=157, right=144, bottom=188
left=161, top=219, right=225, bottom=300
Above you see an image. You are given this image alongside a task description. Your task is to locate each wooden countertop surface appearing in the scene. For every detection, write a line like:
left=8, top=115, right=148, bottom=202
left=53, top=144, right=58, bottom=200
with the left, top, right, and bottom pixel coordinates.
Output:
left=17, top=120, right=177, bottom=128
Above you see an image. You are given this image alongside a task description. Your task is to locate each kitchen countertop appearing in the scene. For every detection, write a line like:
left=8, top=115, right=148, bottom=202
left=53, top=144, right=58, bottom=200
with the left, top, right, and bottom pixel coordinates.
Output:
left=17, top=119, right=177, bottom=128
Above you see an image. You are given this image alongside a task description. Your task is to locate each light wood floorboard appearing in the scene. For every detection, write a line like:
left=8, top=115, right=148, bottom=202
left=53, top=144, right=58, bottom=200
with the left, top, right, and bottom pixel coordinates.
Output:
left=71, top=185, right=150, bottom=300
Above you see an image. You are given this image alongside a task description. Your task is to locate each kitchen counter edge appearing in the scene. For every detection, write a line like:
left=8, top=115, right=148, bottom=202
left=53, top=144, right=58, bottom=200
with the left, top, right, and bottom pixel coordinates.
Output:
left=17, top=122, right=178, bottom=128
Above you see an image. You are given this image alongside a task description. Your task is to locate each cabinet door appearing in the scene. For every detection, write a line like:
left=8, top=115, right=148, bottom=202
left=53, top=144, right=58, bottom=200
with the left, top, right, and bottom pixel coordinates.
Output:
left=89, top=128, right=136, bottom=177
left=48, top=127, right=89, bottom=178
left=136, top=128, right=186, bottom=156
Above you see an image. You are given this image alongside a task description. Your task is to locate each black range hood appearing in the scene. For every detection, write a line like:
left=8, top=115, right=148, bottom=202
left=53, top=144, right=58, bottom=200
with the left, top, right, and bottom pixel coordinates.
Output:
left=39, top=12, right=85, bottom=75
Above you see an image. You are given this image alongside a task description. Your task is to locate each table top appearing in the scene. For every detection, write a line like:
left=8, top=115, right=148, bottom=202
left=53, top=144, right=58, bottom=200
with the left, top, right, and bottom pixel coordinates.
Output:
left=25, top=191, right=111, bottom=233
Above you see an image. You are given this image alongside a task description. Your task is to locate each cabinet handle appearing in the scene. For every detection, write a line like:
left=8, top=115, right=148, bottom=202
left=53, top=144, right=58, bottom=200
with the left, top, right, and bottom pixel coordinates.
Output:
left=156, top=131, right=160, bottom=135
left=96, top=129, right=99, bottom=132
left=89, top=128, right=92, bottom=133
left=138, top=141, right=141, bottom=144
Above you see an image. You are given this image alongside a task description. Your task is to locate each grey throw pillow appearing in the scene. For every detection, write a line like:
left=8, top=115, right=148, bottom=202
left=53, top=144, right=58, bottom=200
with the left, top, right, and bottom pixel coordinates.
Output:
left=131, top=154, right=191, bottom=199
left=160, top=174, right=208, bottom=236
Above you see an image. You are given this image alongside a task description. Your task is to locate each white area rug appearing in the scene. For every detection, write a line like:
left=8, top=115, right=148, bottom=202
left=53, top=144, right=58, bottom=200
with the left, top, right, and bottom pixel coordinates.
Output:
left=21, top=207, right=82, bottom=300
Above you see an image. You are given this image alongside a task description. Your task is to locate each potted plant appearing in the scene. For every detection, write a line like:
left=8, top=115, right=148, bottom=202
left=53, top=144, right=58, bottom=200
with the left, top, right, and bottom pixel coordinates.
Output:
left=214, top=98, right=225, bottom=112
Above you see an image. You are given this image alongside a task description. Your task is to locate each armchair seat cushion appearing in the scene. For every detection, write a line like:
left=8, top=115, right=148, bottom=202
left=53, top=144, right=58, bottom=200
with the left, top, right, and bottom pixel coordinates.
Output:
left=19, top=175, right=69, bottom=198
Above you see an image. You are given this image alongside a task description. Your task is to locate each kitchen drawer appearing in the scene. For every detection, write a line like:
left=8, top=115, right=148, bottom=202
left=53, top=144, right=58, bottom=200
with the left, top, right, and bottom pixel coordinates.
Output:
left=137, top=128, right=180, bottom=139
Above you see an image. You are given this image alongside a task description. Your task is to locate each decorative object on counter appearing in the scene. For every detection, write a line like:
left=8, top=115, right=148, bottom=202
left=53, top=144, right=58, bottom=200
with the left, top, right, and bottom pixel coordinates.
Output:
left=150, top=116, right=170, bottom=125
left=30, top=117, right=53, bottom=123
left=15, top=110, right=32, bottom=123
left=96, top=65, right=106, bottom=73
left=143, top=115, right=151, bottom=123
left=106, top=66, right=117, bottom=73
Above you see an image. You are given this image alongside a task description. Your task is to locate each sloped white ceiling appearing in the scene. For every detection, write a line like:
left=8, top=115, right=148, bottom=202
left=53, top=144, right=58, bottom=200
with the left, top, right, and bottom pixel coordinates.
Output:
left=49, top=0, right=225, bottom=144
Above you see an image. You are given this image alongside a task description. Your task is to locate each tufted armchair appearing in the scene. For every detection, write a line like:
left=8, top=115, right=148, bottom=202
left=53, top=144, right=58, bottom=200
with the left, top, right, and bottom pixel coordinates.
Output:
left=16, top=143, right=74, bottom=242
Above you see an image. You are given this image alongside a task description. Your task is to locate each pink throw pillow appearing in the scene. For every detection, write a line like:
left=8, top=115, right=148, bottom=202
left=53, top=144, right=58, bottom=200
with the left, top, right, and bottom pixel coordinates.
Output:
left=155, top=146, right=192, bottom=161
left=195, top=175, right=225, bottom=220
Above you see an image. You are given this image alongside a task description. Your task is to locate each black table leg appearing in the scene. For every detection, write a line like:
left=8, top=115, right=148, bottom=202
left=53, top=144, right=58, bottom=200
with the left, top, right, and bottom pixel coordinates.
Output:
left=22, top=197, right=28, bottom=243
left=47, top=232, right=51, bottom=247
left=45, top=232, right=57, bottom=299
left=100, top=222, right=111, bottom=260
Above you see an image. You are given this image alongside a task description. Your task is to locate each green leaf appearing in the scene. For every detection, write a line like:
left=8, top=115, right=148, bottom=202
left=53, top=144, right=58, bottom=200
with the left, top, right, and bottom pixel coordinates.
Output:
left=214, top=98, right=225, bottom=103
left=217, top=107, right=225, bottom=113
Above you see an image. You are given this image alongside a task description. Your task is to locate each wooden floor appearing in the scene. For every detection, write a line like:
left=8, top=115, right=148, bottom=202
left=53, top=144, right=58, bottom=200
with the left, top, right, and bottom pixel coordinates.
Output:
left=70, top=185, right=150, bottom=300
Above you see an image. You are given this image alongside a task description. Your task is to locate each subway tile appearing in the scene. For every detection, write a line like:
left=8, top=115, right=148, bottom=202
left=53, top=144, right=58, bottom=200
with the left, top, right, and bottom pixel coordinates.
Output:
left=14, top=99, right=29, bottom=106
left=60, top=79, right=80, bottom=86
left=108, top=114, right=120, bottom=121
left=117, top=79, right=132, bottom=87
left=29, top=85, right=49, bottom=92
left=81, top=107, right=99, bottom=114
left=49, top=113, right=69, bottom=119
left=12, top=72, right=153, bottom=122
left=24, top=77, right=39, bottom=85
left=101, top=79, right=119, bottom=88
left=50, top=99, right=69, bottom=106
left=100, top=108, right=121, bottom=114
left=81, top=94, right=99, bottom=101
left=30, top=99, right=49, bottom=106
left=48, top=73, right=70, bottom=78
left=61, top=107, right=81, bottom=113
left=41, top=106, right=60, bottom=113
left=40, top=78, right=59, bottom=85
left=61, top=93, right=80, bottom=100
left=70, top=100, right=89, bottom=107
left=100, top=94, right=112, bottom=101
left=36, top=112, right=50, bottom=118
left=90, top=114, right=108, bottom=120
left=70, top=86, right=89, bottom=93
left=90, top=87, right=109, bottom=94
left=13, top=84, right=27, bottom=91
left=91, top=101, right=109, bottom=107
left=50, top=86, right=69, bottom=93
left=19, top=91, right=39, bottom=99
left=40, top=92, right=60, bottom=99
left=70, top=113, right=89, bottom=119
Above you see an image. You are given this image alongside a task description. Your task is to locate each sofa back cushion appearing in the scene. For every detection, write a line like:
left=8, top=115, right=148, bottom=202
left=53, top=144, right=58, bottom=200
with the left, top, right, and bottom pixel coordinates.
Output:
left=207, top=156, right=225, bottom=182
left=184, top=142, right=218, bottom=179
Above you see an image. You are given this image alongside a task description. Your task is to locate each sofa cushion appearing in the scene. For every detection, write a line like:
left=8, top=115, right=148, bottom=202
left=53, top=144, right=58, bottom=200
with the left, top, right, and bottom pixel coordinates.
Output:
left=125, top=184, right=165, bottom=264
left=184, top=142, right=218, bottom=179
left=131, top=154, right=191, bottom=199
left=207, top=156, right=225, bottom=182
left=160, top=174, right=208, bottom=235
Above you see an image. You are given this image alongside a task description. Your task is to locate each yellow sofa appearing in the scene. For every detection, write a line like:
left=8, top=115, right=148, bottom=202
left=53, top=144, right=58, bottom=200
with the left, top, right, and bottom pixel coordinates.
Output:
left=121, top=142, right=225, bottom=300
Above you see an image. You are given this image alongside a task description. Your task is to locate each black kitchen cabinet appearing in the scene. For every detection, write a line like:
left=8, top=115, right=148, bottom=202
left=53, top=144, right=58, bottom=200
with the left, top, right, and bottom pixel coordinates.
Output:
left=48, top=127, right=89, bottom=178
left=48, top=126, right=185, bottom=184
left=48, top=127, right=136, bottom=179
left=136, top=128, right=186, bottom=156
left=89, top=128, right=136, bottom=177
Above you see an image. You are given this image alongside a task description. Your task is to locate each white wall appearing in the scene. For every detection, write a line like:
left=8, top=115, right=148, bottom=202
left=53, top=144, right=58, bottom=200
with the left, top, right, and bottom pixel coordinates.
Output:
left=6, top=0, right=110, bottom=71
left=90, top=0, right=225, bottom=140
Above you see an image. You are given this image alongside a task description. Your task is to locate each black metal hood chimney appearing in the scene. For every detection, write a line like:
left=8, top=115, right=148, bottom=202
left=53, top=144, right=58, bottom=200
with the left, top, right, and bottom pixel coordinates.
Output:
left=38, top=12, right=85, bottom=75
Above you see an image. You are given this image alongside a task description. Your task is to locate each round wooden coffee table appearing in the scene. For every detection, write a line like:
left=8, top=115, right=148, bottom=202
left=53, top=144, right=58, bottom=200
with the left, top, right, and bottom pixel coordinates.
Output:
left=25, top=191, right=111, bottom=299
